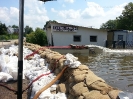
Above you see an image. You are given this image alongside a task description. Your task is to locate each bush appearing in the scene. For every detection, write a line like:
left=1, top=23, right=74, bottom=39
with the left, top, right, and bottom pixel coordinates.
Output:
left=0, top=34, right=18, bottom=41
left=26, top=28, right=48, bottom=46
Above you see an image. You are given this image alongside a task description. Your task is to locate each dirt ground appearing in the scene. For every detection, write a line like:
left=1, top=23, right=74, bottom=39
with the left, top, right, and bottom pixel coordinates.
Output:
left=0, top=40, right=18, bottom=48
left=0, top=80, right=29, bottom=99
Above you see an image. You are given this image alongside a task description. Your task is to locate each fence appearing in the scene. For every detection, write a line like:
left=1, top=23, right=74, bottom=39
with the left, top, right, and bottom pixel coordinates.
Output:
left=106, top=41, right=133, bottom=49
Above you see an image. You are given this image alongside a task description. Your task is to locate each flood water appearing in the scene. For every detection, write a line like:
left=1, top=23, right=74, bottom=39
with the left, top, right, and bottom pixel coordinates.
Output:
left=53, top=48, right=133, bottom=92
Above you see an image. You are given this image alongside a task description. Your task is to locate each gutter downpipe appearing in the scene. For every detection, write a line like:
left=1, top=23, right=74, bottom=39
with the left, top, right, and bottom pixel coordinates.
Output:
left=17, top=0, right=24, bottom=99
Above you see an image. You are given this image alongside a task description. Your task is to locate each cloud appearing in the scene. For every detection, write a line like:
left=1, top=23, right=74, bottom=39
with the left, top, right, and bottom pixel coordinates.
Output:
left=51, top=8, right=57, bottom=13
left=64, top=0, right=75, bottom=3
left=105, top=3, right=127, bottom=19
left=0, top=0, right=49, bottom=30
left=51, top=2, right=127, bottom=28
left=81, top=2, right=105, bottom=18
left=24, top=0, right=49, bottom=29
left=0, top=1, right=128, bottom=30
left=52, top=8, right=81, bottom=19
left=0, top=7, right=19, bottom=25
left=62, top=4, right=66, bottom=8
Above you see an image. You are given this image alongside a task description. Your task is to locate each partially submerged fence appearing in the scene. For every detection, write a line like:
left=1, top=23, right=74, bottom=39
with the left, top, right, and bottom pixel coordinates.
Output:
left=106, top=41, right=133, bottom=49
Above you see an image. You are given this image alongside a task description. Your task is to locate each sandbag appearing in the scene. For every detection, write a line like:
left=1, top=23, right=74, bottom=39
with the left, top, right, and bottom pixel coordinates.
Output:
left=71, top=82, right=89, bottom=96
left=77, top=65, right=89, bottom=70
left=76, top=96, right=84, bottom=99
left=0, top=72, right=13, bottom=82
left=73, top=74, right=86, bottom=83
left=72, top=69, right=89, bottom=76
left=67, top=94, right=76, bottom=99
left=108, top=90, right=121, bottom=99
left=58, top=59, right=66, bottom=70
left=89, top=80, right=114, bottom=95
left=85, top=71, right=105, bottom=86
left=82, top=90, right=110, bottom=99
left=57, top=83, right=66, bottom=93
left=40, top=52, right=47, bottom=58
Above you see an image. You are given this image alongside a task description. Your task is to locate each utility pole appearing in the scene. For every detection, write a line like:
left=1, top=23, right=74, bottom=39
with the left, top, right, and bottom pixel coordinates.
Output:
left=17, top=0, right=24, bottom=99
left=17, top=0, right=56, bottom=99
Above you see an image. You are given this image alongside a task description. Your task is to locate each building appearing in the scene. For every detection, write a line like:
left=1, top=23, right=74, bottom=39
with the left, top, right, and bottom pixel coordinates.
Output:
left=7, top=27, right=19, bottom=34
left=127, top=31, right=133, bottom=41
left=107, top=30, right=133, bottom=48
left=107, top=30, right=133, bottom=42
left=45, top=22, right=107, bottom=46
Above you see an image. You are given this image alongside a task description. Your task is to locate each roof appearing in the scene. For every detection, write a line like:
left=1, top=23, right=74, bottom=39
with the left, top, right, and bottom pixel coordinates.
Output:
left=47, top=21, right=107, bottom=32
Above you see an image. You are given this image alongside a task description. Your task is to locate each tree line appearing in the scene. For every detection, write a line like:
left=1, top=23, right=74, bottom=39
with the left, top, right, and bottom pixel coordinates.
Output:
left=0, top=22, right=48, bottom=46
left=100, top=2, right=133, bottom=31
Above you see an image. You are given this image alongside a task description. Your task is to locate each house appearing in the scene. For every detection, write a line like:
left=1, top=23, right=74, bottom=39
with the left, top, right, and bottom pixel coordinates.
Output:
left=127, top=31, right=133, bottom=41
left=7, top=27, right=19, bottom=34
left=107, top=30, right=133, bottom=48
left=45, top=22, right=107, bottom=46
left=107, top=30, right=128, bottom=42
left=107, top=30, right=133, bottom=42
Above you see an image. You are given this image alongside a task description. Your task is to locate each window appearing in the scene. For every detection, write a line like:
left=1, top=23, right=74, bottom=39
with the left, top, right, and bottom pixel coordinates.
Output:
left=73, top=35, right=81, bottom=42
left=90, top=36, right=97, bottom=42
left=118, top=35, right=123, bottom=41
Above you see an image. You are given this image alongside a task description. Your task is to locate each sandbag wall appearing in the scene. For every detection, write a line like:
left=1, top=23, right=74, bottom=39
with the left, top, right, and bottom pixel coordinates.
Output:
left=20, top=42, right=122, bottom=99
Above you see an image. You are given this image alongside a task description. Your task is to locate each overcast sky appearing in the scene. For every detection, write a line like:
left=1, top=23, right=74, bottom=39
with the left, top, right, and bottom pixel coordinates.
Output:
left=0, top=0, right=132, bottom=30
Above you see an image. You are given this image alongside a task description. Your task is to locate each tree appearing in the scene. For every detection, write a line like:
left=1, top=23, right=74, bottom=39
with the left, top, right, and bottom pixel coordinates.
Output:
left=116, top=2, right=133, bottom=30
left=0, top=21, right=8, bottom=35
left=24, top=25, right=33, bottom=34
left=100, top=20, right=117, bottom=30
left=44, top=20, right=57, bottom=30
left=26, top=28, right=47, bottom=46
left=100, top=2, right=133, bottom=30
left=12, top=25, right=18, bottom=28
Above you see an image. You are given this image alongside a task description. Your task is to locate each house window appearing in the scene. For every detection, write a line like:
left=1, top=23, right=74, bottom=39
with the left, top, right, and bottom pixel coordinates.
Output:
left=73, top=35, right=81, bottom=42
left=90, top=36, right=97, bottom=42
left=118, top=35, right=123, bottom=41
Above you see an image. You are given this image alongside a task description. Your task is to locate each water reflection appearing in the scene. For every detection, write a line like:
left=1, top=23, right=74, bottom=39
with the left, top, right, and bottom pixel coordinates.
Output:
left=53, top=49, right=133, bottom=92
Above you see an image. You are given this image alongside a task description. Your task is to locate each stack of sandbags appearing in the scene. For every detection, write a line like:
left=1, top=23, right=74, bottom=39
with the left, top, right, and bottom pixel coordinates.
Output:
left=57, top=64, right=121, bottom=99
left=24, top=43, right=122, bottom=99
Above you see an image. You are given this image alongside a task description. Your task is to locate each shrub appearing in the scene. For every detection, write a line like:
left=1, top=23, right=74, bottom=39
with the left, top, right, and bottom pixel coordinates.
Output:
left=26, top=28, right=47, bottom=46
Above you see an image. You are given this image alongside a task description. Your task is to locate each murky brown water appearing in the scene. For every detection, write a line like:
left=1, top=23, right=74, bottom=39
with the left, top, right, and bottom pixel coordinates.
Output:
left=53, top=49, right=133, bottom=92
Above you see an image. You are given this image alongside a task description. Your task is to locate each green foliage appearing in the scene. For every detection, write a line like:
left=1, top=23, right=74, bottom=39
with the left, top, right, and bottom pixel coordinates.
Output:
left=0, top=34, right=18, bottom=41
left=100, top=20, right=117, bottom=30
left=0, top=21, right=8, bottom=35
left=12, top=25, right=19, bottom=28
left=24, top=25, right=33, bottom=34
left=100, top=2, right=133, bottom=30
left=116, top=2, right=133, bottom=30
left=26, top=28, right=47, bottom=46
left=44, top=20, right=57, bottom=29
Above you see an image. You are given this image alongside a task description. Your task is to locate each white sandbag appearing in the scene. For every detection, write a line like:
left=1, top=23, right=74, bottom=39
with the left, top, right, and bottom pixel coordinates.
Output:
left=0, top=72, right=13, bottom=82
left=0, top=54, right=9, bottom=73
left=64, top=53, right=81, bottom=68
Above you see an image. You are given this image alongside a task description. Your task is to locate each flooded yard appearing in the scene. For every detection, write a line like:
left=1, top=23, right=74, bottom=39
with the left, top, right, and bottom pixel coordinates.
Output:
left=53, top=48, right=133, bottom=92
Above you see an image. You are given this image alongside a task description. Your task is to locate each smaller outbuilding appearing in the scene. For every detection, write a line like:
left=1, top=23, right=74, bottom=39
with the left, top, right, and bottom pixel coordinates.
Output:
left=107, top=30, right=133, bottom=48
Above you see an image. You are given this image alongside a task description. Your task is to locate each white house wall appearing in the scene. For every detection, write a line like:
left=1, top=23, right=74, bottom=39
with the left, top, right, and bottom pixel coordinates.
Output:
left=46, top=28, right=52, bottom=45
left=49, top=23, right=107, bottom=46
left=114, top=31, right=127, bottom=41
left=127, top=32, right=133, bottom=41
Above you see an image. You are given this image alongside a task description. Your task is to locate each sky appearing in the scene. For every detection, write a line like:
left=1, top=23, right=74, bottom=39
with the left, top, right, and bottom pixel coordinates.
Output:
left=0, top=0, right=132, bottom=30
